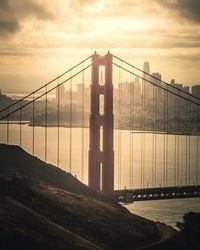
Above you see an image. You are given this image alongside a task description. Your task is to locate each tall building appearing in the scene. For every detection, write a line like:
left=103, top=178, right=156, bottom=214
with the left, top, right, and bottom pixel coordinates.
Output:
left=184, top=86, right=190, bottom=93
left=170, top=79, right=183, bottom=90
left=171, top=79, right=190, bottom=94
left=152, top=73, right=161, bottom=83
left=56, top=84, right=66, bottom=105
left=142, top=62, right=150, bottom=85
left=192, top=85, right=200, bottom=98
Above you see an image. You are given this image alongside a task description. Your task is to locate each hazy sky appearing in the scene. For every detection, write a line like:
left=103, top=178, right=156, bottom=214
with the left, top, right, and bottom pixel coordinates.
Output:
left=0, top=0, right=200, bottom=92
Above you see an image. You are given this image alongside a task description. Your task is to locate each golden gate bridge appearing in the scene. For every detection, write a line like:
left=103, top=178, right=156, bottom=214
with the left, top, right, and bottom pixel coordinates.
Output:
left=0, top=51, right=200, bottom=202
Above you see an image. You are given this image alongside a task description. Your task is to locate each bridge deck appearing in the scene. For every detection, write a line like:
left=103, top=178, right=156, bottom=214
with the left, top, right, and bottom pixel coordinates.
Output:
left=111, top=185, right=200, bottom=203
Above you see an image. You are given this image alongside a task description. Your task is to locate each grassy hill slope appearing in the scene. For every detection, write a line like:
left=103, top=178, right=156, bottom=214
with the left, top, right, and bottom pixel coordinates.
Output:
left=0, top=144, right=179, bottom=249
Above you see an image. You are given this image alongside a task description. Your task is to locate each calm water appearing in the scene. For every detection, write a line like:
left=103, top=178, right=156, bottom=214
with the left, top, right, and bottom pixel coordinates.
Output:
left=125, top=198, right=200, bottom=229
left=0, top=124, right=199, bottom=227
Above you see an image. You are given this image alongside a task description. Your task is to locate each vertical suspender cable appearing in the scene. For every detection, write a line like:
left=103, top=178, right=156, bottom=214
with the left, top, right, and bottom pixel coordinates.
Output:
left=163, top=85, right=166, bottom=187
left=174, top=93, right=177, bottom=186
left=81, top=63, right=85, bottom=182
left=69, top=70, right=72, bottom=173
left=118, top=62, right=122, bottom=189
left=118, top=80, right=120, bottom=189
left=143, top=80, right=146, bottom=188
left=155, top=81, right=158, bottom=187
left=188, top=97, right=191, bottom=185
left=166, top=84, right=169, bottom=186
left=120, top=62, right=124, bottom=188
left=129, top=80, right=131, bottom=188
left=197, top=105, right=199, bottom=185
left=7, top=108, right=9, bottom=144
left=32, top=94, right=35, bottom=156
left=19, top=101, right=22, bottom=147
left=117, top=67, right=119, bottom=189
left=141, top=80, right=144, bottom=188
left=57, top=79, right=60, bottom=167
left=45, top=86, right=48, bottom=162
left=141, top=75, right=146, bottom=188
left=185, top=100, right=188, bottom=185
left=129, top=76, right=132, bottom=188
left=141, top=76, right=144, bottom=188
left=177, top=90, right=180, bottom=186
left=131, top=70, right=135, bottom=189
left=120, top=63, right=122, bottom=189
left=129, top=71, right=134, bottom=189
left=152, top=80, right=156, bottom=187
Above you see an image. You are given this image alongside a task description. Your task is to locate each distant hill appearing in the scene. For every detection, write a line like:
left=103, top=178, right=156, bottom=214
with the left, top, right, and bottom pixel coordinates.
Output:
left=0, top=144, right=179, bottom=249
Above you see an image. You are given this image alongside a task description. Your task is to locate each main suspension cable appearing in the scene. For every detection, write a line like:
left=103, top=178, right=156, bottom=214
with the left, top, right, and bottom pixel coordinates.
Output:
left=0, top=56, right=92, bottom=114
left=32, top=93, right=35, bottom=156
left=45, top=85, right=48, bottom=162
left=0, top=64, right=91, bottom=121
left=69, top=70, right=72, bottom=173
left=57, top=79, right=60, bottom=168
left=113, top=62, right=200, bottom=106
left=113, top=55, right=200, bottom=103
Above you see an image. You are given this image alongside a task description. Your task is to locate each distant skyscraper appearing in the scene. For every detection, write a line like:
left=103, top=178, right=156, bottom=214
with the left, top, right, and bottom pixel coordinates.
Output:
left=170, top=79, right=190, bottom=99
left=184, top=86, right=190, bottom=93
left=192, top=85, right=200, bottom=97
left=170, top=79, right=184, bottom=90
left=56, top=84, right=66, bottom=105
left=171, top=79, right=175, bottom=85
left=152, top=73, right=161, bottom=82
left=143, top=62, right=150, bottom=76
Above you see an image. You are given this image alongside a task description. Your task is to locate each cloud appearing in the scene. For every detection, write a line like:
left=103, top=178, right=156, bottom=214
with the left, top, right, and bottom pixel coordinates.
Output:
left=74, top=0, right=97, bottom=6
left=157, top=0, right=200, bottom=23
left=0, top=0, right=54, bottom=37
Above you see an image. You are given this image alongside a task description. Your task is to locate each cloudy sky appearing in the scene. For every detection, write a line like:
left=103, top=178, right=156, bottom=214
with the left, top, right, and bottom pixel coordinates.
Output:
left=0, top=0, right=200, bottom=92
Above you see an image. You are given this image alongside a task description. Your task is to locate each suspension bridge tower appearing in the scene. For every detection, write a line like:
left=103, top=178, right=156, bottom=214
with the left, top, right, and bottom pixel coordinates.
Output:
left=88, top=51, right=114, bottom=194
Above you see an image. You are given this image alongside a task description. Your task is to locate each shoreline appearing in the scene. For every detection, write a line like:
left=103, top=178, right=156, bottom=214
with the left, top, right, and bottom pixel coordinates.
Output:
left=0, top=121, right=199, bottom=136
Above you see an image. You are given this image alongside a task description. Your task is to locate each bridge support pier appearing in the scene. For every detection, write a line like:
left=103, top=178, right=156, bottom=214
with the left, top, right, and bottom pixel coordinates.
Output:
left=88, top=51, right=114, bottom=194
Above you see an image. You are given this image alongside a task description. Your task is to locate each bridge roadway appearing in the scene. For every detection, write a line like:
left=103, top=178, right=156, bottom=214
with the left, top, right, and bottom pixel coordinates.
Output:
left=111, top=185, right=200, bottom=203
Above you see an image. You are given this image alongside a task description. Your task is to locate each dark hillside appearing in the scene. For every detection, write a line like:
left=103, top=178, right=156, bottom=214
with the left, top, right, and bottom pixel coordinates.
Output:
left=0, top=197, right=100, bottom=250
left=0, top=144, right=107, bottom=201
left=0, top=144, right=179, bottom=249
left=0, top=173, right=160, bottom=249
